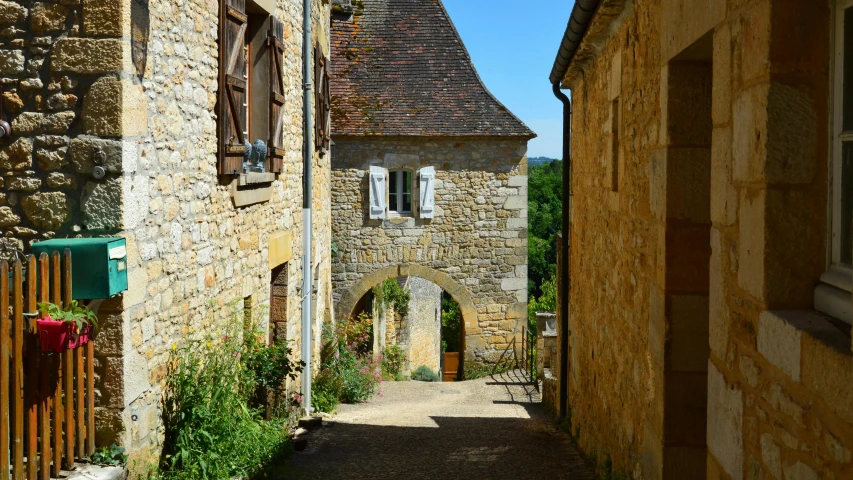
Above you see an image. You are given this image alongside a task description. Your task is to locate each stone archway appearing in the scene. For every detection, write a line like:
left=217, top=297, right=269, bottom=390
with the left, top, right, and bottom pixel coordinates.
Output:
left=337, top=263, right=482, bottom=371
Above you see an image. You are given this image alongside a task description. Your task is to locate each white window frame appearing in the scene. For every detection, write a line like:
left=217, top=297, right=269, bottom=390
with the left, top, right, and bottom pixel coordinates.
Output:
left=816, top=0, right=853, bottom=324
left=388, top=169, right=413, bottom=215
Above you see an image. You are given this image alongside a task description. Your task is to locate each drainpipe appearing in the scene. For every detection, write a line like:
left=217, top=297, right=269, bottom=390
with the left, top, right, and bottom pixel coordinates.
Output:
left=552, top=81, right=571, bottom=423
left=301, top=0, right=314, bottom=415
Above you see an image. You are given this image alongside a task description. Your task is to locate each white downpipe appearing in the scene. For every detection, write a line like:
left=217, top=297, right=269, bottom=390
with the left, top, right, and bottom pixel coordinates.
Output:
left=300, top=0, right=314, bottom=415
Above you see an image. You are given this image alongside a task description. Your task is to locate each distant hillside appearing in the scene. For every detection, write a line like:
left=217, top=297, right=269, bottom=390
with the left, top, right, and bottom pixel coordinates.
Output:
left=528, top=156, right=558, bottom=167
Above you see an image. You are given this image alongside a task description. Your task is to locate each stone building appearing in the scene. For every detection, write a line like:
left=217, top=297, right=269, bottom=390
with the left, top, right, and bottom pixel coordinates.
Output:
left=549, top=0, right=853, bottom=479
left=0, top=0, right=333, bottom=466
left=329, top=0, right=536, bottom=370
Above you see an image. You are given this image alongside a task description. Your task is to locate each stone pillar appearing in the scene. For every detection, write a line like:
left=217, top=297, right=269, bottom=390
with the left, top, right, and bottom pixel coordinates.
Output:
left=57, top=0, right=149, bottom=455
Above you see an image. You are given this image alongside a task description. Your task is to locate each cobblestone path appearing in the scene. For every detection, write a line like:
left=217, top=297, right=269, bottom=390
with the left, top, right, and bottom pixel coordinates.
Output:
left=285, top=370, right=595, bottom=479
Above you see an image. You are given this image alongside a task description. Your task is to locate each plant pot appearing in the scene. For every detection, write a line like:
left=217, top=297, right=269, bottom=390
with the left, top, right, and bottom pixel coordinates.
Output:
left=36, top=318, right=74, bottom=353
left=74, top=325, right=92, bottom=349
left=36, top=319, right=90, bottom=352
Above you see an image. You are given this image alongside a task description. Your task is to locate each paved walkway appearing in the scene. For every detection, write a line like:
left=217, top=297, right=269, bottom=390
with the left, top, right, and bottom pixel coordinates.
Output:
left=284, top=370, right=595, bottom=479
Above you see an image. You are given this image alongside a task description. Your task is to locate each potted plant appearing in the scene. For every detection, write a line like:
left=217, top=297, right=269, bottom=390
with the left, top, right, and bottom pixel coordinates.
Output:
left=36, top=300, right=98, bottom=353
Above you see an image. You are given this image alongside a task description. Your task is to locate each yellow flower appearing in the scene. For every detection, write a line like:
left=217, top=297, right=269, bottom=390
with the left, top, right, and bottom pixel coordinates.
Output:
left=171, top=344, right=177, bottom=350
left=206, top=342, right=211, bottom=347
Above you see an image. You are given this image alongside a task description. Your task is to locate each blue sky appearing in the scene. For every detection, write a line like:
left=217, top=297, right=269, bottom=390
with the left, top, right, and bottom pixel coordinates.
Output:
left=443, top=0, right=569, bottom=159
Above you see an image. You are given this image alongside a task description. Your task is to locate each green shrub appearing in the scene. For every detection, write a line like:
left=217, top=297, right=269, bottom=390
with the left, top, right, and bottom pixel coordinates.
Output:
left=411, top=365, right=440, bottom=382
left=90, top=443, right=126, bottom=467
left=312, top=369, right=341, bottom=413
left=311, top=314, right=381, bottom=412
left=242, top=329, right=303, bottom=416
left=381, top=344, right=405, bottom=379
left=159, top=311, right=302, bottom=480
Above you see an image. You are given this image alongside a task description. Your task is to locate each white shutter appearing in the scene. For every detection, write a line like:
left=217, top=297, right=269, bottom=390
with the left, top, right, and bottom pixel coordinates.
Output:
left=419, top=166, right=435, bottom=219
left=369, top=166, right=387, bottom=219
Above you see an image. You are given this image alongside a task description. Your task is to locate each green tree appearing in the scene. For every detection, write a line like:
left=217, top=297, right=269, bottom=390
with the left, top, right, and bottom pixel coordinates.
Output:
left=528, top=160, right=563, bottom=298
left=528, top=273, right=557, bottom=334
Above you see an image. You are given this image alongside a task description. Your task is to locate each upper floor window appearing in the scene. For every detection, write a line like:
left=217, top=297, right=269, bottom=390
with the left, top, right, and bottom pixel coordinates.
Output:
left=389, top=170, right=413, bottom=215
left=369, top=166, right=435, bottom=220
left=217, top=0, right=284, bottom=176
left=816, top=0, right=853, bottom=324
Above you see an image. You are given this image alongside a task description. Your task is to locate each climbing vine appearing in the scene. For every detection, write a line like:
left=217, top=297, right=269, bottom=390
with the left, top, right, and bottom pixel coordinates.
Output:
left=372, top=279, right=410, bottom=317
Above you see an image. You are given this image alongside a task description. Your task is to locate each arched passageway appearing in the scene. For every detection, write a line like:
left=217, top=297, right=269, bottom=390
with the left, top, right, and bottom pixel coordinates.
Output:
left=337, top=264, right=485, bottom=377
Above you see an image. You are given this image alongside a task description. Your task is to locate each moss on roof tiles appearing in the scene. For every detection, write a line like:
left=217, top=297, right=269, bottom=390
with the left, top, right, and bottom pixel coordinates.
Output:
left=330, top=0, right=536, bottom=138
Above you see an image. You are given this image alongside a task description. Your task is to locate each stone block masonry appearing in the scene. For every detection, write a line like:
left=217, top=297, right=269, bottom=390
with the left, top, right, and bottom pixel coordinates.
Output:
left=556, top=0, right=853, bottom=479
left=331, top=138, right=528, bottom=365
left=0, top=0, right=335, bottom=473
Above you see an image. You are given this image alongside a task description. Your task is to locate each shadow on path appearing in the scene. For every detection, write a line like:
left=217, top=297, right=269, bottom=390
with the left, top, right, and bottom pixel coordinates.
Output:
left=279, top=371, right=594, bottom=479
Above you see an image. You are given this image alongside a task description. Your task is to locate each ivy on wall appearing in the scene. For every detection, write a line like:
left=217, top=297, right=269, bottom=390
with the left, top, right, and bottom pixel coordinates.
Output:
left=372, top=278, right=411, bottom=317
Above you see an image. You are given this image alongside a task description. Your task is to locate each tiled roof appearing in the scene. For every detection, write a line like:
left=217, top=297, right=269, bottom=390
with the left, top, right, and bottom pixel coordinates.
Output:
left=330, top=0, right=536, bottom=138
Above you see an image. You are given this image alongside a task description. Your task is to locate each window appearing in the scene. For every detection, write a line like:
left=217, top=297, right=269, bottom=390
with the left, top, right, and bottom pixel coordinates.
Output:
left=315, top=43, right=331, bottom=154
left=816, top=0, right=853, bottom=324
left=217, top=0, right=284, bottom=176
left=610, top=98, right=620, bottom=192
left=368, top=166, right=435, bottom=220
left=389, top=170, right=413, bottom=214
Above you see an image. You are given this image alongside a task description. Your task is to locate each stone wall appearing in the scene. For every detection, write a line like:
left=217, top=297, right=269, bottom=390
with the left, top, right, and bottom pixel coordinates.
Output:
left=403, top=276, right=441, bottom=373
left=0, top=0, right=126, bottom=251
left=561, top=0, right=853, bottom=479
left=331, top=137, right=529, bottom=364
left=0, top=0, right=334, bottom=469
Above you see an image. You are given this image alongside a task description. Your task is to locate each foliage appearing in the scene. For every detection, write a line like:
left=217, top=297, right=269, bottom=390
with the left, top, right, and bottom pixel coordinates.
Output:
left=528, top=160, right=563, bottom=298
left=159, top=309, right=301, bottom=480
left=90, top=443, right=126, bottom=467
left=312, top=314, right=381, bottom=412
left=411, top=365, right=440, bottom=382
left=37, top=300, right=98, bottom=334
left=381, top=344, right=405, bottom=379
left=312, top=370, right=342, bottom=413
left=440, top=292, right=461, bottom=353
left=241, top=329, right=303, bottom=415
left=527, top=273, right=557, bottom=336
left=373, top=278, right=411, bottom=317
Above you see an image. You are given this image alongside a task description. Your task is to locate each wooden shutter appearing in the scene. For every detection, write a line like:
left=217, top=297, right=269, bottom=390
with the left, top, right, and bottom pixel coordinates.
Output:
left=314, top=43, right=331, bottom=153
left=419, top=167, right=435, bottom=219
left=267, top=17, right=285, bottom=174
left=369, top=166, right=387, bottom=220
left=218, top=0, right=248, bottom=175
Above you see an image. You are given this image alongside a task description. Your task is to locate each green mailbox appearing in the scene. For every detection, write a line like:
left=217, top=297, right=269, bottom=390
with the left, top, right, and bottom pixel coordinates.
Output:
left=32, top=238, right=128, bottom=299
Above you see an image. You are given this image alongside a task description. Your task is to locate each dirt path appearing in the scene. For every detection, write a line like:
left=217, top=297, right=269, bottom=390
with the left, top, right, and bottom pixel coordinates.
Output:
left=284, top=370, right=595, bottom=479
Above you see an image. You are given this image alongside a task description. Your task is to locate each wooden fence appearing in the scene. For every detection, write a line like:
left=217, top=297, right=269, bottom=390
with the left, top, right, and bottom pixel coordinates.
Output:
left=0, top=251, right=96, bottom=480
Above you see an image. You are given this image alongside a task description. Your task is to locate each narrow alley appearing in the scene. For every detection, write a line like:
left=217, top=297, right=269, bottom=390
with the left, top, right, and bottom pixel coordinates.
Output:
left=286, top=371, right=595, bottom=479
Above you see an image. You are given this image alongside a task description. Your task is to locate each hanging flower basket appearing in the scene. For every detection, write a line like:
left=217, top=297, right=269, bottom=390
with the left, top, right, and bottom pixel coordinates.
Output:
left=36, top=300, right=98, bottom=353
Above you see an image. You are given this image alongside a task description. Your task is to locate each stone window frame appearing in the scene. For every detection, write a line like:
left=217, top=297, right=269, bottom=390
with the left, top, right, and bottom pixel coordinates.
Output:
left=816, top=0, right=853, bottom=325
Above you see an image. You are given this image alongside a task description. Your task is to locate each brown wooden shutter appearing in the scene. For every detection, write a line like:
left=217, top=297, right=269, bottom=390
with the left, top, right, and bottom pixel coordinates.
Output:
left=267, top=17, right=285, bottom=174
left=218, top=0, right=248, bottom=175
left=314, top=43, right=331, bottom=153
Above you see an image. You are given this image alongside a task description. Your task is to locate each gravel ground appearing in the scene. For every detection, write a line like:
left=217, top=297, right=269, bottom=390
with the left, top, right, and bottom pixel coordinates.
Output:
left=282, top=370, right=595, bottom=479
